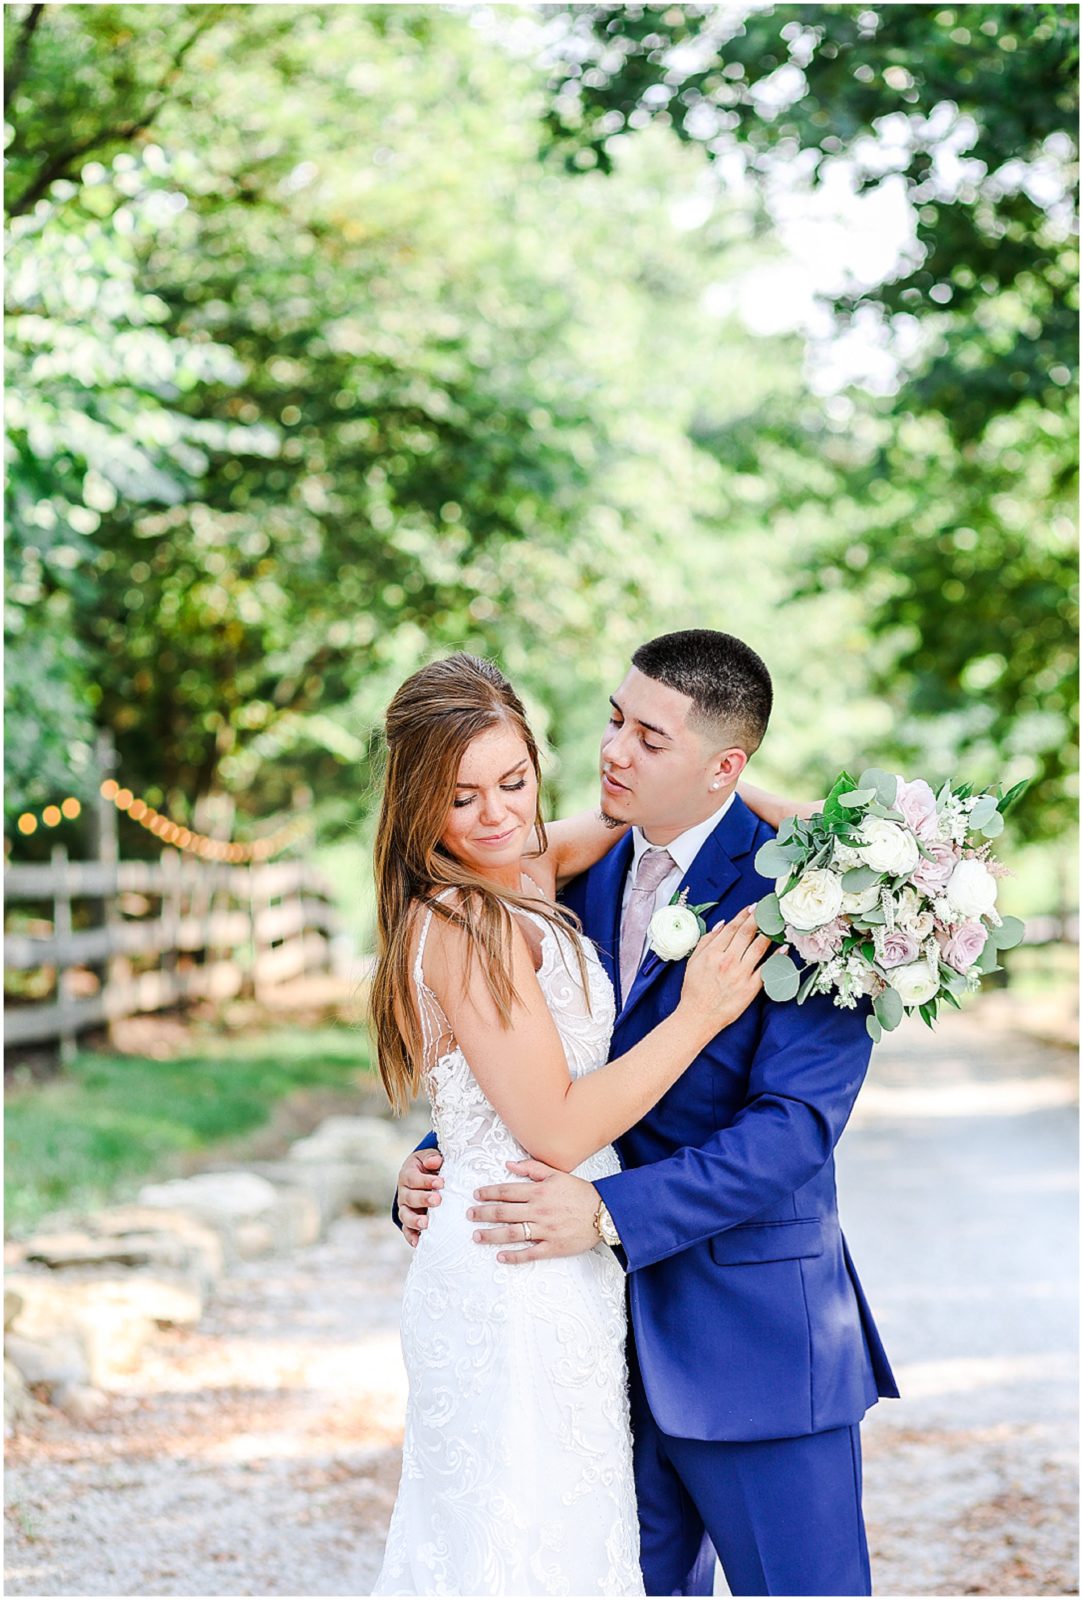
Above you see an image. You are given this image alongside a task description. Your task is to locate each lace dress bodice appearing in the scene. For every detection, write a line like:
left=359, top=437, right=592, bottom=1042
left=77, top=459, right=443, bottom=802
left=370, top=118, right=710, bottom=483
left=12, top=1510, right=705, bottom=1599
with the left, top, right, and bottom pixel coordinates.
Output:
left=412, top=889, right=621, bottom=1189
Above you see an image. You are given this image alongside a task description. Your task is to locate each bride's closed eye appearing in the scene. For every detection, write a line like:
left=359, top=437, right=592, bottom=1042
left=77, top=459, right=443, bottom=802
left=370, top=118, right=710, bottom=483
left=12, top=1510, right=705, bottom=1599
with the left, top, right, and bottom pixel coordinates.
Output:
left=452, top=780, right=527, bottom=809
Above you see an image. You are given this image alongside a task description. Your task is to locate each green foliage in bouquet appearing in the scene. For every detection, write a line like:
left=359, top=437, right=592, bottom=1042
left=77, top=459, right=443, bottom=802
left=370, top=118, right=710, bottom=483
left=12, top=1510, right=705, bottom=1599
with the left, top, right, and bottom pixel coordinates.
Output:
left=752, top=768, right=1026, bottom=1031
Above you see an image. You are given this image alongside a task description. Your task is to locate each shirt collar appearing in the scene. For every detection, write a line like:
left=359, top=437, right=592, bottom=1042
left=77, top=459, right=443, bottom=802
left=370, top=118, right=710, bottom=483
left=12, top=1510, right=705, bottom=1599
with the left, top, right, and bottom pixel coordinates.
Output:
left=630, top=790, right=737, bottom=878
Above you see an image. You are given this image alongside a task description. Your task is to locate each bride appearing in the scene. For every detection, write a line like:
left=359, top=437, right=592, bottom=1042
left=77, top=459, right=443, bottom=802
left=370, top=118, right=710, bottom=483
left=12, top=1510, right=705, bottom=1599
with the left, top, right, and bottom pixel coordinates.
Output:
left=369, top=653, right=781, bottom=1597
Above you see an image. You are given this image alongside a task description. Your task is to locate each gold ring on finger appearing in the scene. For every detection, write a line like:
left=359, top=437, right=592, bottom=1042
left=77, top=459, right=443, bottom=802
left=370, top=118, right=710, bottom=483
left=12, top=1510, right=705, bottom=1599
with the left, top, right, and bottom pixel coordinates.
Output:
left=522, top=1220, right=532, bottom=1243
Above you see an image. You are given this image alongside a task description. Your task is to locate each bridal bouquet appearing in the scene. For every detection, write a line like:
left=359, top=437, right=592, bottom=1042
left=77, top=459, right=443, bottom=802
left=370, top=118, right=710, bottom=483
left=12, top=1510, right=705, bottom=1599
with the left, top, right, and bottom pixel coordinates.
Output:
left=754, top=769, right=1026, bottom=1041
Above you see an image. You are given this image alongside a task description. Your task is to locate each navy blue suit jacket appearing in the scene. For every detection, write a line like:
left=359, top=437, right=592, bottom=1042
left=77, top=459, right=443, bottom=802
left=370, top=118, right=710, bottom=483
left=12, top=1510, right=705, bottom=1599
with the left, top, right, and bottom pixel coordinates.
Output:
left=561, top=795, right=898, bottom=1442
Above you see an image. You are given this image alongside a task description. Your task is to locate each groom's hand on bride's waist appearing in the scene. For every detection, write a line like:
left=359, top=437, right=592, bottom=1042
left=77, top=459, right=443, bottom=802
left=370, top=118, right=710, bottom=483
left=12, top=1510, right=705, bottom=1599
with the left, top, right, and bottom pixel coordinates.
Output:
left=397, top=1149, right=445, bottom=1247
left=470, top=1161, right=600, bottom=1262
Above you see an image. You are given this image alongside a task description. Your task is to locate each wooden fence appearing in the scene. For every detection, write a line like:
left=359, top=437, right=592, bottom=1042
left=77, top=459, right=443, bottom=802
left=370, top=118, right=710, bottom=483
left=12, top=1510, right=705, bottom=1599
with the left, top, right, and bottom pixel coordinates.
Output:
left=4, top=845, right=342, bottom=1058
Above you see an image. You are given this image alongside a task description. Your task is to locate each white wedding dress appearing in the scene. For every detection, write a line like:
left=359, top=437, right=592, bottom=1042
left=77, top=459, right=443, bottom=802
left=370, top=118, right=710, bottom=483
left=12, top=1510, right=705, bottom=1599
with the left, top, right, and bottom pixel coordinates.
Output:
left=373, top=889, right=643, bottom=1597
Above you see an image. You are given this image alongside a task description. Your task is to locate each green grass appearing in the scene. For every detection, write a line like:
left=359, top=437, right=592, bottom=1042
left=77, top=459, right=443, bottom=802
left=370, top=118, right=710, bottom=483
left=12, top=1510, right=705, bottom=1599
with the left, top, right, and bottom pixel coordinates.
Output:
left=4, top=1025, right=375, bottom=1239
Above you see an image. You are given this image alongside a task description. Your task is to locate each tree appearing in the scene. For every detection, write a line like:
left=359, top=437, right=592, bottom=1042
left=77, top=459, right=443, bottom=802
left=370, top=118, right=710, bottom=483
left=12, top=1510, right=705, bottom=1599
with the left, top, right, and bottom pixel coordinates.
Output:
left=541, top=2, right=1078, bottom=835
left=7, top=6, right=807, bottom=838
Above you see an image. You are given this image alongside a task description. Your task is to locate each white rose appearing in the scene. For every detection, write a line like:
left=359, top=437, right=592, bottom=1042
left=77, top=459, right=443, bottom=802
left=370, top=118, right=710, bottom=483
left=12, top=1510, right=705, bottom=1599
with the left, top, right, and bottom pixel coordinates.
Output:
left=858, top=816, right=920, bottom=876
left=887, top=959, right=941, bottom=1007
left=840, top=882, right=881, bottom=916
left=647, top=904, right=702, bottom=961
left=776, top=867, right=845, bottom=931
left=852, top=963, right=880, bottom=997
left=944, top=858, right=998, bottom=921
left=894, top=887, right=935, bottom=940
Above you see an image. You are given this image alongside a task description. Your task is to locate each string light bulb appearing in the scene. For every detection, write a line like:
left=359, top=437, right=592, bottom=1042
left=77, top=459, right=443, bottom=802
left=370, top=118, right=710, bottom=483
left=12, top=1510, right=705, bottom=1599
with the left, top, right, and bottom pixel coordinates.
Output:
left=94, top=777, right=308, bottom=861
left=15, top=796, right=83, bottom=837
left=7, top=783, right=308, bottom=862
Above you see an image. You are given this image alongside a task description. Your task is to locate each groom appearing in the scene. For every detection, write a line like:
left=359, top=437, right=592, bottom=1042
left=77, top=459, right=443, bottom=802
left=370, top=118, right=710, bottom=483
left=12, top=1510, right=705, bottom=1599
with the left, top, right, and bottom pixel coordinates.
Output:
left=397, top=628, right=898, bottom=1596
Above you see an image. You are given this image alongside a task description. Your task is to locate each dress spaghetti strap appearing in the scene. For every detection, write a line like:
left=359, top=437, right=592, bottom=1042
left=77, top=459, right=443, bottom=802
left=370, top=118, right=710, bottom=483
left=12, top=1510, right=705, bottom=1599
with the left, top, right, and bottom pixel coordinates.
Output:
left=412, top=893, right=455, bottom=1071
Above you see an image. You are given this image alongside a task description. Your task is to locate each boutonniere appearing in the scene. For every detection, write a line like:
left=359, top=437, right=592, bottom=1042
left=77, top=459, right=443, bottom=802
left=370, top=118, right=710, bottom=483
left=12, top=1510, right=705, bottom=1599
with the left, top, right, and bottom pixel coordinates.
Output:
left=647, top=888, right=720, bottom=962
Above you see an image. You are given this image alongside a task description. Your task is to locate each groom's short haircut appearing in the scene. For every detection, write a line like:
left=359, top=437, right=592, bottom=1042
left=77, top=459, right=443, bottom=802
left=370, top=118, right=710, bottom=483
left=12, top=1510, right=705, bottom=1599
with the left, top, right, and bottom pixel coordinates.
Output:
left=632, top=629, right=772, bottom=754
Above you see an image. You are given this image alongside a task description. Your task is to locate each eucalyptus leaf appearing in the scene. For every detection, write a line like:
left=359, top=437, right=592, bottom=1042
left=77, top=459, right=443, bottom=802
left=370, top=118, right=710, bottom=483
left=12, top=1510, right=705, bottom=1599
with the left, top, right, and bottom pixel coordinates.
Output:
left=754, top=840, right=798, bottom=879
left=761, top=950, right=801, bottom=1002
left=858, top=768, right=898, bottom=807
left=796, top=965, right=821, bottom=1004
left=838, top=787, right=877, bottom=808
left=979, top=811, right=1005, bottom=839
left=755, top=893, right=786, bottom=937
left=967, top=794, right=998, bottom=828
left=866, top=1014, right=882, bottom=1043
left=842, top=866, right=879, bottom=891
left=873, top=985, right=903, bottom=1031
left=975, top=938, right=1000, bottom=974
left=990, top=915, right=1025, bottom=950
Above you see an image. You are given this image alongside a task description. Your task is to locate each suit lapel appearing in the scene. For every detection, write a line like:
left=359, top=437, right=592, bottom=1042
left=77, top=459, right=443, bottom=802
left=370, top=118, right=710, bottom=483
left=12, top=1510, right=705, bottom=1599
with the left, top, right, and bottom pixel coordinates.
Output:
left=617, top=797, right=761, bottom=1024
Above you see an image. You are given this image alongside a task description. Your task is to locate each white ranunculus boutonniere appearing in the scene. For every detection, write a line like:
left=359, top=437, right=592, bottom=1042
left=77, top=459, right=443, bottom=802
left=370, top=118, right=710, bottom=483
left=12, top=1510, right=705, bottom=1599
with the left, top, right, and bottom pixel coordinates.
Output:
left=647, top=888, right=719, bottom=962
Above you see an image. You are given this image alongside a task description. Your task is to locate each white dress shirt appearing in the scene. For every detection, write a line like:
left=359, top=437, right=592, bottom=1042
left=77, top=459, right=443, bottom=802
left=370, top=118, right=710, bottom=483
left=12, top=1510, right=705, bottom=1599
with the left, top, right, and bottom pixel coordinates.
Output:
left=620, top=790, right=737, bottom=973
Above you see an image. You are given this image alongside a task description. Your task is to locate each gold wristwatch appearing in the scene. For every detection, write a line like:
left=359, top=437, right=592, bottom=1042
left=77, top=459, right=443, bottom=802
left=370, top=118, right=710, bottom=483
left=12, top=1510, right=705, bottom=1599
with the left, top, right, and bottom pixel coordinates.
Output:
left=594, top=1195, right=621, bottom=1248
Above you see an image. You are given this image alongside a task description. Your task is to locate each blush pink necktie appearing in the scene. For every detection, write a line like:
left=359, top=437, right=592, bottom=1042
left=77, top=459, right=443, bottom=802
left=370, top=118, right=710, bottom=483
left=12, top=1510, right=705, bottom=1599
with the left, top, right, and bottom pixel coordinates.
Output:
left=619, top=846, right=675, bottom=1001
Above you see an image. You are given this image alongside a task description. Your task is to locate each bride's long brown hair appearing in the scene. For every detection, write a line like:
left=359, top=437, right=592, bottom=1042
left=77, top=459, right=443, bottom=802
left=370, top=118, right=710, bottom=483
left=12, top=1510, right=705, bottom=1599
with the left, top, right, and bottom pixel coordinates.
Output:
left=370, top=653, right=587, bottom=1114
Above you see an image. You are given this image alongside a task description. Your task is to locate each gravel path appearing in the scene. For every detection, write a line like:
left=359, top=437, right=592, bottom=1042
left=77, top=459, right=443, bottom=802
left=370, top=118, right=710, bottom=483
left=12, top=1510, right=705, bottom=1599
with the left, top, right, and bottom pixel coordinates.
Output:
left=5, top=1007, right=1077, bottom=1597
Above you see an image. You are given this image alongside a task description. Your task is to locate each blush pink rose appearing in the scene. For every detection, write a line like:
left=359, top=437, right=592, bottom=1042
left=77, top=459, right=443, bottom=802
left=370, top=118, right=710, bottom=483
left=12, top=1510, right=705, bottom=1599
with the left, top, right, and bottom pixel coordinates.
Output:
left=938, top=920, right=988, bottom=974
left=875, top=928, right=921, bottom=969
left=911, top=840, right=959, bottom=893
left=785, top=918, right=846, bottom=962
left=894, top=775, right=939, bottom=838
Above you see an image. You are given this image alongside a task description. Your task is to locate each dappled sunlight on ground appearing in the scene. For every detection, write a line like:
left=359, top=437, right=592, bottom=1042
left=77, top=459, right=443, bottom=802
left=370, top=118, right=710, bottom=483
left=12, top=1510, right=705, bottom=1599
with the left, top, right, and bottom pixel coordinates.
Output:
left=5, top=1003, right=1077, bottom=1596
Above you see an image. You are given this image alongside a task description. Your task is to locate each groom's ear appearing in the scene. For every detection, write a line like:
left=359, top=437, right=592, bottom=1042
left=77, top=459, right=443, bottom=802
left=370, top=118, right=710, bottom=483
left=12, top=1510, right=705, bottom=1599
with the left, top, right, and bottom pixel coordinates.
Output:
left=710, top=746, right=749, bottom=790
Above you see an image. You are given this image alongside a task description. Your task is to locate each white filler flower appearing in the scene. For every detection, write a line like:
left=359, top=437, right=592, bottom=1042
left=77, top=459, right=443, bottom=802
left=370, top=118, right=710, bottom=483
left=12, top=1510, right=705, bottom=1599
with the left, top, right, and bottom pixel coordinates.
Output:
left=944, top=858, right=998, bottom=921
left=647, top=903, right=703, bottom=961
left=858, top=817, right=921, bottom=876
left=887, top=959, right=941, bottom=1006
left=777, top=867, right=845, bottom=931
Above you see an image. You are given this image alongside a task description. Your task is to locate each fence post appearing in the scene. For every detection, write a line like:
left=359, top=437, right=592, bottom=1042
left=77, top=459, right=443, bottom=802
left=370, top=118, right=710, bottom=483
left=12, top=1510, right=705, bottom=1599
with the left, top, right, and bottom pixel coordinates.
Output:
left=87, top=729, right=120, bottom=1015
left=161, top=849, right=181, bottom=997
left=52, top=842, right=77, bottom=1065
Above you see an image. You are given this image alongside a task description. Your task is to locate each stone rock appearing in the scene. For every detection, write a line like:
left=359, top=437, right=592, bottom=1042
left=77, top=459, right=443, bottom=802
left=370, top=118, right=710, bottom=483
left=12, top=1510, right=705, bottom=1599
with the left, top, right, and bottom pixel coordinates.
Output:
left=3, top=1356, right=44, bottom=1435
left=5, top=1268, right=202, bottom=1387
left=289, top=1114, right=405, bottom=1164
left=5, top=1329, right=90, bottom=1391
left=5, top=1288, right=24, bottom=1331
left=53, top=1381, right=107, bottom=1423
left=23, top=1205, right=224, bottom=1295
left=287, top=1115, right=413, bottom=1213
left=136, top=1170, right=319, bottom=1259
left=202, top=1159, right=350, bottom=1236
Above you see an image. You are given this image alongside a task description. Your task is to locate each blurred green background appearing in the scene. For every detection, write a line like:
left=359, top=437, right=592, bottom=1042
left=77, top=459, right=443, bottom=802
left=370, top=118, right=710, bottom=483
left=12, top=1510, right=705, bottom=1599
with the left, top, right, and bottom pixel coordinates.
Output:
left=4, top=5, right=1077, bottom=1224
left=6, top=4, right=1077, bottom=902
